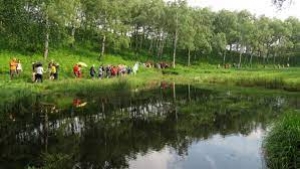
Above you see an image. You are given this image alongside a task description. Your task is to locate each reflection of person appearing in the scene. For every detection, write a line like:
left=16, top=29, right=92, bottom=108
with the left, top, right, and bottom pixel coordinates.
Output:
left=9, top=113, right=16, bottom=122
left=9, top=58, right=17, bottom=80
left=73, top=98, right=81, bottom=107
left=72, top=98, right=87, bottom=108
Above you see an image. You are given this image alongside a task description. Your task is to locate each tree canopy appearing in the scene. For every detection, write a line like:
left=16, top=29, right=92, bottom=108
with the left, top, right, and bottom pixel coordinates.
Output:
left=0, top=0, right=299, bottom=66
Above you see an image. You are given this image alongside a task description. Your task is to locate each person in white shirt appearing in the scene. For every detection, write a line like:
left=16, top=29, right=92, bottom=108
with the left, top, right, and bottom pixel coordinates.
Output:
left=35, top=65, right=44, bottom=83
left=16, top=59, right=22, bottom=75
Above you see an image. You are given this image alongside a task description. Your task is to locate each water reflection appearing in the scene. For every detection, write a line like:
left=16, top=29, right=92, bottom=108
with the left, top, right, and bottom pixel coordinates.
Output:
left=0, top=85, right=299, bottom=169
left=128, top=129, right=265, bottom=169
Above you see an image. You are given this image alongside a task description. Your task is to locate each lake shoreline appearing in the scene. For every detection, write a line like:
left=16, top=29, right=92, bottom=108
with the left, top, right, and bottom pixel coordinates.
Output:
left=1, top=67, right=300, bottom=95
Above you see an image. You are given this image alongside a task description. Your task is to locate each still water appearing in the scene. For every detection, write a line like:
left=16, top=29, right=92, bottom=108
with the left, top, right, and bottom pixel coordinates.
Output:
left=0, top=84, right=299, bottom=169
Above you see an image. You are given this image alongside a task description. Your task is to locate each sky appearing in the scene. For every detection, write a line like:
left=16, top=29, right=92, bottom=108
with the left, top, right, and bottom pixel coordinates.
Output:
left=185, top=0, right=300, bottom=20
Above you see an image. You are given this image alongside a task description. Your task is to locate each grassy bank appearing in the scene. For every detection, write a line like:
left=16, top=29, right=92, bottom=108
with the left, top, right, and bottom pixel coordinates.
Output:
left=263, top=111, right=300, bottom=169
left=0, top=49, right=300, bottom=93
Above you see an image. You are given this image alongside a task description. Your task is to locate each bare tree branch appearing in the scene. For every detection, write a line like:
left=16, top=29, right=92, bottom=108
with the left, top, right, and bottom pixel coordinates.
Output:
left=272, top=0, right=293, bottom=9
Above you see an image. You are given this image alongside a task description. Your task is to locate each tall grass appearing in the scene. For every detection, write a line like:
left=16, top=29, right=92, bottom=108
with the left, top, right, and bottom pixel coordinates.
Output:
left=263, top=111, right=300, bottom=169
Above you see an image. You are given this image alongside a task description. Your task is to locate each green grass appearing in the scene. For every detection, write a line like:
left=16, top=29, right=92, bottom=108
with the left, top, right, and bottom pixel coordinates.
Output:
left=263, top=111, right=300, bottom=169
left=0, top=48, right=300, bottom=94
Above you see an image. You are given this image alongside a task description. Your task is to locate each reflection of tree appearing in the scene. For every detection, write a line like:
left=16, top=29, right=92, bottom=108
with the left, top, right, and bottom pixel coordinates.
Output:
left=0, top=86, right=298, bottom=168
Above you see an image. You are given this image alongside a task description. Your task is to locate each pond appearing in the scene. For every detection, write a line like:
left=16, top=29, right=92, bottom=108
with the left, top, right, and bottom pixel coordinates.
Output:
left=0, top=84, right=299, bottom=169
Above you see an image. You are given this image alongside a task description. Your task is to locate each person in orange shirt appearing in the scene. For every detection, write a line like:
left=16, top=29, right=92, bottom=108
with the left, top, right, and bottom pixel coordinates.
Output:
left=9, top=58, right=17, bottom=80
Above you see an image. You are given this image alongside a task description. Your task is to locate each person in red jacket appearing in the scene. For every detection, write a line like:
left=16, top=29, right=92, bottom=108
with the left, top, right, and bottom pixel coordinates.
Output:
left=111, top=66, right=118, bottom=77
left=73, top=64, right=82, bottom=78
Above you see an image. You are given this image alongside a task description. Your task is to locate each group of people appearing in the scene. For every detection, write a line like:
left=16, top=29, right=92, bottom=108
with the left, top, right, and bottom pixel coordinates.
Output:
left=9, top=58, right=22, bottom=79
left=9, top=59, right=145, bottom=82
left=31, top=60, right=59, bottom=83
left=73, top=64, right=133, bottom=79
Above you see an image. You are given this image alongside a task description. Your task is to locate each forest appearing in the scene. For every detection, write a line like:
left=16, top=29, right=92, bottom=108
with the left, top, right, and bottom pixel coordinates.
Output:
left=0, top=0, right=299, bottom=67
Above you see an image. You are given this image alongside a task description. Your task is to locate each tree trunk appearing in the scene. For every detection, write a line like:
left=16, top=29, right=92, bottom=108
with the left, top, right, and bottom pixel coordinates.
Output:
left=156, top=37, right=161, bottom=58
left=187, top=49, right=191, bottom=66
left=160, top=39, right=165, bottom=57
left=250, top=51, right=254, bottom=68
left=134, top=25, right=139, bottom=54
left=266, top=50, right=270, bottom=64
left=223, top=50, right=227, bottom=65
left=139, top=26, right=145, bottom=51
left=157, top=38, right=165, bottom=58
left=172, top=82, right=176, bottom=102
left=43, top=109, right=48, bottom=152
left=172, top=82, right=178, bottom=121
left=172, top=28, right=178, bottom=68
left=99, top=34, right=106, bottom=59
left=238, top=44, right=243, bottom=68
left=44, top=14, right=49, bottom=60
left=148, top=38, right=153, bottom=54
left=188, top=84, right=191, bottom=102
left=70, top=26, right=76, bottom=48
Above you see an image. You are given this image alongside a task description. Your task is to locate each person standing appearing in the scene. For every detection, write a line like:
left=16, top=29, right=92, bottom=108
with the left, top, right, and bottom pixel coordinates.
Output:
left=73, top=64, right=80, bottom=78
left=54, top=63, right=59, bottom=80
left=32, top=62, right=37, bottom=82
left=16, top=59, right=22, bottom=76
left=90, top=65, right=96, bottom=79
left=49, top=63, right=56, bottom=80
left=9, top=58, right=17, bottom=80
left=98, top=65, right=103, bottom=79
left=48, top=60, right=54, bottom=78
left=35, top=65, right=44, bottom=83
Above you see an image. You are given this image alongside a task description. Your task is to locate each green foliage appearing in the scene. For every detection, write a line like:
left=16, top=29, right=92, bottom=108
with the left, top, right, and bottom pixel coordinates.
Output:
left=1, top=0, right=299, bottom=66
left=263, top=111, right=300, bottom=169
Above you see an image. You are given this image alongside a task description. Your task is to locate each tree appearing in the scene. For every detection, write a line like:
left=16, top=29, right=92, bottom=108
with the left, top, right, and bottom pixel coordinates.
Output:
left=30, top=0, right=84, bottom=59
left=212, top=33, right=227, bottom=65
left=82, top=0, right=132, bottom=59
left=193, top=8, right=214, bottom=63
left=247, top=19, right=260, bottom=67
left=130, top=0, right=166, bottom=57
left=256, top=16, right=273, bottom=65
left=236, top=10, right=254, bottom=68
left=165, top=0, right=188, bottom=68
left=178, top=7, right=196, bottom=66
left=284, top=17, right=300, bottom=65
